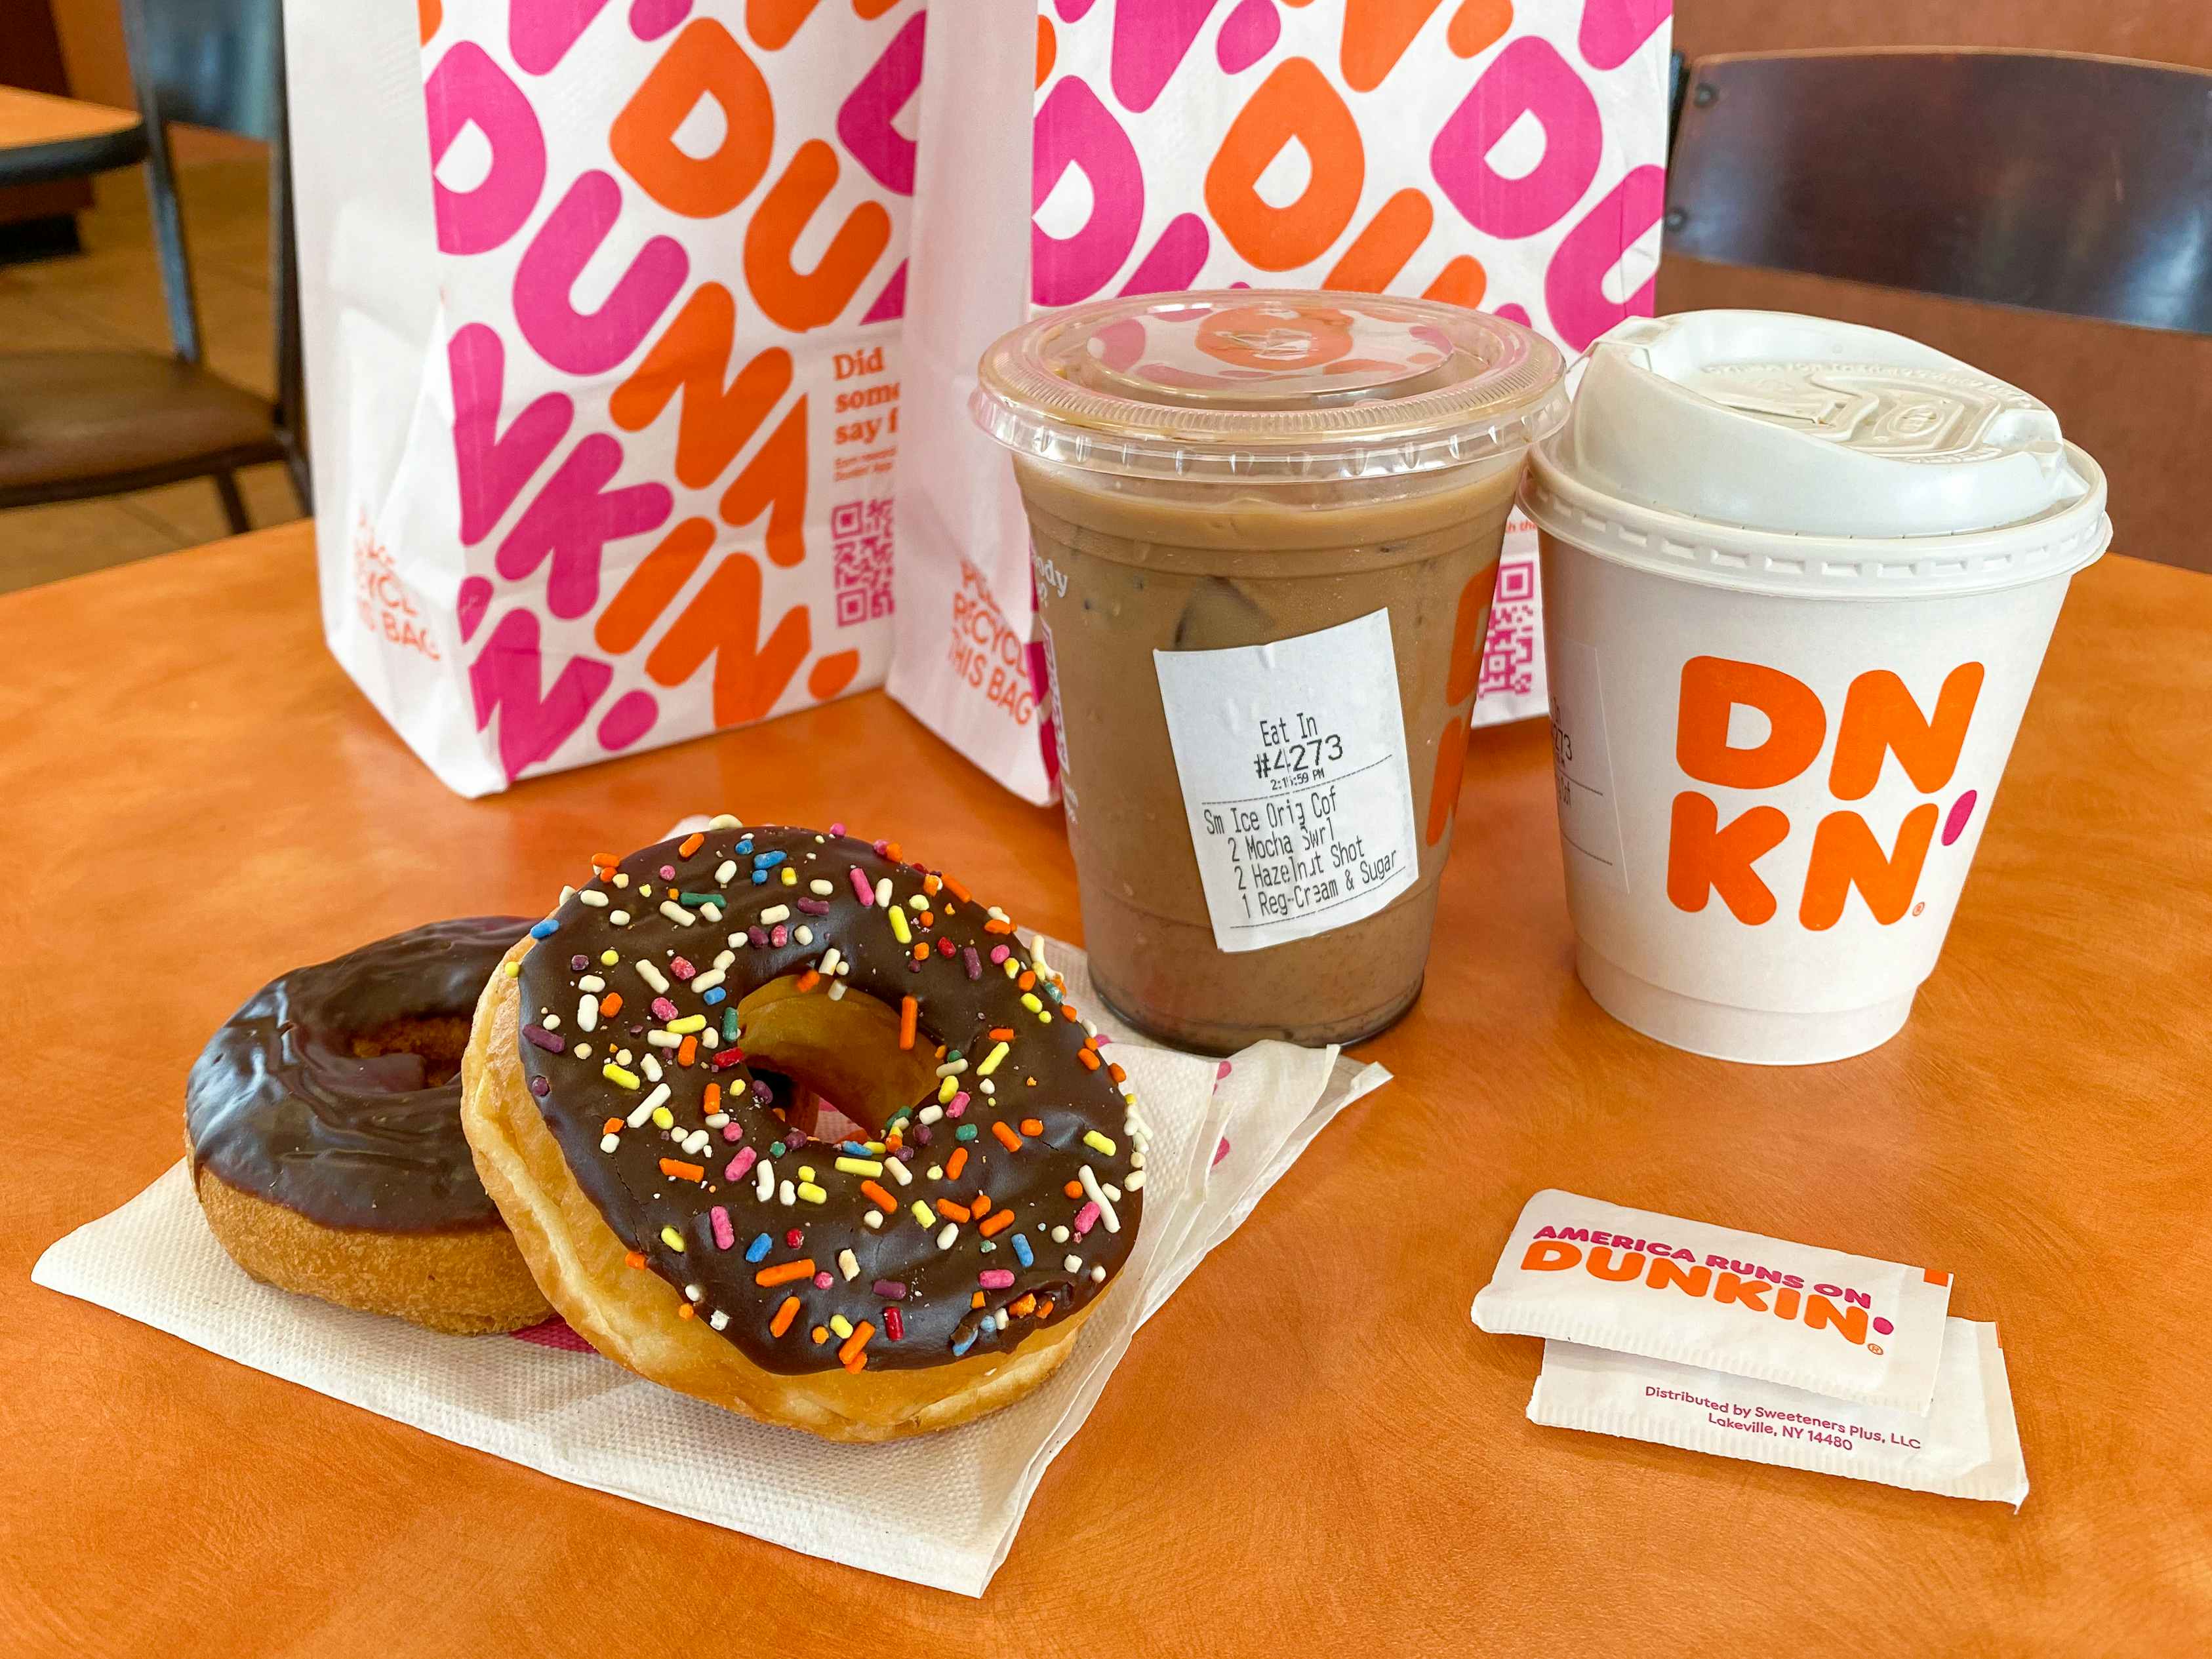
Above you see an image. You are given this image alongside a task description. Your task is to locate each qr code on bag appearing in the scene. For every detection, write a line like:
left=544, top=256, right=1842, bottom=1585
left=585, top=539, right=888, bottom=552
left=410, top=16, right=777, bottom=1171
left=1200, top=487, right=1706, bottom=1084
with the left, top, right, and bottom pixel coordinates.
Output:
left=1479, top=548, right=1539, bottom=698
left=832, top=498, right=894, bottom=627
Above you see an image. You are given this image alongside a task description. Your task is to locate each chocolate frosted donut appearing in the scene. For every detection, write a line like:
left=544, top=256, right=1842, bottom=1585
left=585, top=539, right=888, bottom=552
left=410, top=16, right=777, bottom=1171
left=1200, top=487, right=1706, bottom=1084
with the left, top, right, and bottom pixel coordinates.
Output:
left=187, top=917, right=552, bottom=1333
left=462, top=820, right=1150, bottom=1439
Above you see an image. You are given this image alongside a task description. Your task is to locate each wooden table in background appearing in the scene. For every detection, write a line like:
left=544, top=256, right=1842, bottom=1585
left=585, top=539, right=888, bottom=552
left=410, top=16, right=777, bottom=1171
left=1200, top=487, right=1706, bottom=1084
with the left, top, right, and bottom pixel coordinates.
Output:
left=3, top=524, right=2207, bottom=1653
left=0, top=85, right=139, bottom=152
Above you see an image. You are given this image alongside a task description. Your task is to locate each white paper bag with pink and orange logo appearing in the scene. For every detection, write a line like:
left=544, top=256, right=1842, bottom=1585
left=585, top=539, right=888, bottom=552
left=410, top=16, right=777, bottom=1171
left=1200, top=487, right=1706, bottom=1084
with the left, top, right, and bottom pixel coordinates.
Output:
left=889, top=0, right=1675, bottom=803
left=288, top=0, right=923, bottom=795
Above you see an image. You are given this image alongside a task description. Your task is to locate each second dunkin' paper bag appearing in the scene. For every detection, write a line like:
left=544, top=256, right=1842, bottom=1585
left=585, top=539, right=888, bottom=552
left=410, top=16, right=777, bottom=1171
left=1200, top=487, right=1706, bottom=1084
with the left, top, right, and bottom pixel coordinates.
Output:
left=890, top=0, right=1674, bottom=802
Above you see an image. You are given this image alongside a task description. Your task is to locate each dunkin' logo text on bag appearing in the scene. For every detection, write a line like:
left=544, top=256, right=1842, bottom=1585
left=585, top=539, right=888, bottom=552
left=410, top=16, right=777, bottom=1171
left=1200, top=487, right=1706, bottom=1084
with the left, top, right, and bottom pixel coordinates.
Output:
left=1523, top=1226, right=1920, bottom=1349
left=416, top=0, right=919, bottom=783
left=1668, top=656, right=1987, bottom=930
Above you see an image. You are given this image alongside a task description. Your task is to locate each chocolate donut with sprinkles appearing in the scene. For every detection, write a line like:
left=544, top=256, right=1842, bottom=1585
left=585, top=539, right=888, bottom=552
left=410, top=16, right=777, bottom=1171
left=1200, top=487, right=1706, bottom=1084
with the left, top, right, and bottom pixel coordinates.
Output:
left=460, top=818, right=1147, bottom=1441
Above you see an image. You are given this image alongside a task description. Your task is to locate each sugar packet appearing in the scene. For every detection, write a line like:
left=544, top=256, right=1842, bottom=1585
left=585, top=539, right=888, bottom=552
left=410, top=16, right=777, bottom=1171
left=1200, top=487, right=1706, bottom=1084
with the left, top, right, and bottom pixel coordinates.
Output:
left=1528, top=1320, right=2027, bottom=1508
left=1471, top=1191, right=1954, bottom=1412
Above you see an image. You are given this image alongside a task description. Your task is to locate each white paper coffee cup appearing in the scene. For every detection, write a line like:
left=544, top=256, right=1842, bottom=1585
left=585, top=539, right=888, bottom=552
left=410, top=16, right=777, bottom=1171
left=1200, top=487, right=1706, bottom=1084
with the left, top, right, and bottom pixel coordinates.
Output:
left=1521, top=311, right=2111, bottom=1064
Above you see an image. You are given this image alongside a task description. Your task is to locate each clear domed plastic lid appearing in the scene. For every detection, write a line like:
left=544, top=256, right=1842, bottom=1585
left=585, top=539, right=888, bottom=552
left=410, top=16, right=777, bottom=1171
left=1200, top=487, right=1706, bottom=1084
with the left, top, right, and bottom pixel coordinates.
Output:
left=973, top=290, right=1570, bottom=484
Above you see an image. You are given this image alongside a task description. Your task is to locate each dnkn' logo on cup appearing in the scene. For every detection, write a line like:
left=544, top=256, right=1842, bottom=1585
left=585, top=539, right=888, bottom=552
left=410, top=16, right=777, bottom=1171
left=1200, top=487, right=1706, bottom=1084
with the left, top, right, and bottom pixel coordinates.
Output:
left=1666, top=653, right=1985, bottom=930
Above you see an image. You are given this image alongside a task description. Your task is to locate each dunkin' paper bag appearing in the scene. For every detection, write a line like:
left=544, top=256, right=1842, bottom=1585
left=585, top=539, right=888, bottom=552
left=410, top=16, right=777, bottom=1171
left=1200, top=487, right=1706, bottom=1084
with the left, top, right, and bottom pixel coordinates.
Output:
left=889, top=0, right=1674, bottom=803
left=289, top=0, right=923, bottom=795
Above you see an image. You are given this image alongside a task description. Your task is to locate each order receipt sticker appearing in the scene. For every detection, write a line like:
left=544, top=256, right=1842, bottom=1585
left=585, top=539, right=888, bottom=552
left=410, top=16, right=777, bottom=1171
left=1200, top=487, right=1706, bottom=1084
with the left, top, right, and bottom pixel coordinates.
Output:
left=1529, top=1321, right=2028, bottom=1508
left=1472, top=1191, right=1955, bottom=1413
left=1154, top=610, right=1419, bottom=955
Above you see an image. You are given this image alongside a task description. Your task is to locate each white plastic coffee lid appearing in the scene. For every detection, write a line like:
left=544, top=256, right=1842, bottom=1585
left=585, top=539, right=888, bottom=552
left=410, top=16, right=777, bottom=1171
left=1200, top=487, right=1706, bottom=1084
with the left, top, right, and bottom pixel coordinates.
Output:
left=1523, top=311, right=2111, bottom=597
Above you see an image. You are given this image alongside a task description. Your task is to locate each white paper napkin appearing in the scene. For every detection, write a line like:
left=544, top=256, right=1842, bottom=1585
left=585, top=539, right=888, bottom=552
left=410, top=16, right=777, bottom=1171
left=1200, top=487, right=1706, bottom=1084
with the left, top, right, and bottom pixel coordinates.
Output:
left=33, top=936, right=1386, bottom=1596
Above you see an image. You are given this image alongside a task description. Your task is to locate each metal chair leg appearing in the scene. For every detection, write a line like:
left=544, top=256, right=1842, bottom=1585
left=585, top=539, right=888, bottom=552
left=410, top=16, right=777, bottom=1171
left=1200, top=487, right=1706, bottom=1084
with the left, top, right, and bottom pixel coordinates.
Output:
left=281, top=442, right=312, bottom=517
left=214, top=471, right=250, bottom=536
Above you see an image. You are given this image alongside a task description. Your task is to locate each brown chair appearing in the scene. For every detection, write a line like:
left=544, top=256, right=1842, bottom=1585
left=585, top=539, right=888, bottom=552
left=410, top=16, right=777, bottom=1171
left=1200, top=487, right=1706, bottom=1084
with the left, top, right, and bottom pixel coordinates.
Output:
left=1664, top=49, right=2212, bottom=335
left=0, top=0, right=308, bottom=534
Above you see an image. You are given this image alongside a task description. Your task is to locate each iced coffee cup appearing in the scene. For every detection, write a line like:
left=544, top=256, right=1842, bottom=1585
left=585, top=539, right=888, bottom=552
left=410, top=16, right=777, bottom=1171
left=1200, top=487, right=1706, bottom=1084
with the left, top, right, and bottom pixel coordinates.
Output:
left=1521, top=310, right=2112, bottom=1064
left=972, top=292, right=1568, bottom=1050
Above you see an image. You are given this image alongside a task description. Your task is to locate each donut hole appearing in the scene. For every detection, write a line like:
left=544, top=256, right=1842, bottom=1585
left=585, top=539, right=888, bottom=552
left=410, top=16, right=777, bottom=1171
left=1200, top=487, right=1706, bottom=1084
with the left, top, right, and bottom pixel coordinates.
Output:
left=807, top=1096, right=873, bottom=1146
left=733, top=975, right=941, bottom=1138
left=348, top=1016, right=472, bottom=1089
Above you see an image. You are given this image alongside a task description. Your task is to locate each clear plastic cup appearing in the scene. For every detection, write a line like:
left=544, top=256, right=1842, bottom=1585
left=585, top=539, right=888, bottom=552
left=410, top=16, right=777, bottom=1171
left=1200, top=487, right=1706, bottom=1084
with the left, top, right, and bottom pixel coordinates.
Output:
left=1521, top=310, right=2111, bottom=1064
left=973, top=291, right=1567, bottom=1051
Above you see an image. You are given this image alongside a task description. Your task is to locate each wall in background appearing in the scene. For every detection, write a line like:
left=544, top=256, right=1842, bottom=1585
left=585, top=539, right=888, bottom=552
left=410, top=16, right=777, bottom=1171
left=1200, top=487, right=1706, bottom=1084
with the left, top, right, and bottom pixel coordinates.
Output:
left=48, top=0, right=132, bottom=111
left=1665, top=1, right=2212, bottom=571
left=0, top=2, right=95, bottom=231
left=1672, top=1, right=2212, bottom=67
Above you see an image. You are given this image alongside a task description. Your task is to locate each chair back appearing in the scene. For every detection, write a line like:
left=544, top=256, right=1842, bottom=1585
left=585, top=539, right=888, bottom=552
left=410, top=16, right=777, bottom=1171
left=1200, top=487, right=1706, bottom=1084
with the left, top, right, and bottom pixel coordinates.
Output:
left=119, top=0, right=308, bottom=506
left=1666, top=49, right=2212, bottom=336
left=122, top=0, right=284, bottom=143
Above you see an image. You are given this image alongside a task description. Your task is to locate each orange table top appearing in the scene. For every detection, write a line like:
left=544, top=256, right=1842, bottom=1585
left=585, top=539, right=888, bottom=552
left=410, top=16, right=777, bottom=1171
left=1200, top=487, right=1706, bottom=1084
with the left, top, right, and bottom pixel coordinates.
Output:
left=4, top=524, right=2208, bottom=1650
left=0, top=85, right=140, bottom=151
